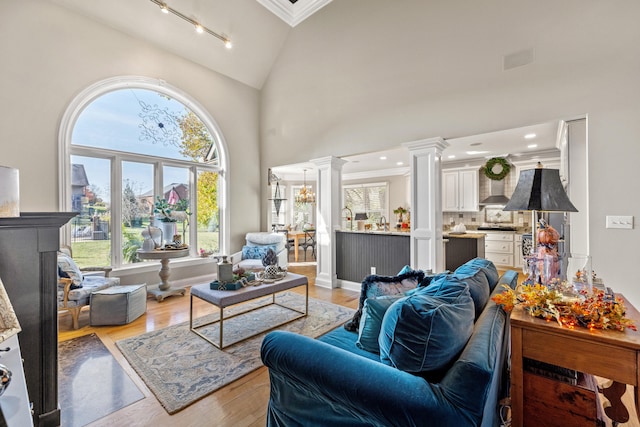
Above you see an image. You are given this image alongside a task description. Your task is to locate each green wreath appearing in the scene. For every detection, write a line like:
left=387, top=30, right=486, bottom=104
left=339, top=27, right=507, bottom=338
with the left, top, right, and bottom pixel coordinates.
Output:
left=483, top=157, right=511, bottom=181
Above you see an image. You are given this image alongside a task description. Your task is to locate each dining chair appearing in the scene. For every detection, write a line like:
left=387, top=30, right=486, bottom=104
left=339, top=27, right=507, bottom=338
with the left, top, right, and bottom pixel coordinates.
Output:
left=301, top=230, right=316, bottom=261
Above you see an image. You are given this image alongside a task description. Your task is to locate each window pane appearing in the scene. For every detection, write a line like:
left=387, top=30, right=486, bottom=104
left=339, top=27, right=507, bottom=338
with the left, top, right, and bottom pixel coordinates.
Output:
left=343, top=183, right=388, bottom=227
left=70, top=155, right=111, bottom=268
left=72, top=88, right=218, bottom=165
left=122, top=161, right=154, bottom=264
left=163, top=166, right=191, bottom=246
left=293, top=185, right=315, bottom=230
left=196, top=169, right=219, bottom=255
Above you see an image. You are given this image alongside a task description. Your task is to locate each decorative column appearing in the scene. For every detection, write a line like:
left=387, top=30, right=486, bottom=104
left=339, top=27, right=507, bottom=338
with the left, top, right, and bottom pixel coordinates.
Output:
left=403, top=137, right=449, bottom=272
left=310, top=156, right=347, bottom=288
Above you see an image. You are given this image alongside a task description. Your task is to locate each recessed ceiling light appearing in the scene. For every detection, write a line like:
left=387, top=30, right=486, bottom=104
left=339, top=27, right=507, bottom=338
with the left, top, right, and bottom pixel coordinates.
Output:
left=379, top=156, right=387, bottom=160
left=527, top=144, right=538, bottom=149
left=466, top=150, right=489, bottom=155
left=396, top=161, right=403, bottom=166
left=524, top=133, right=536, bottom=139
left=448, top=155, right=456, bottom=159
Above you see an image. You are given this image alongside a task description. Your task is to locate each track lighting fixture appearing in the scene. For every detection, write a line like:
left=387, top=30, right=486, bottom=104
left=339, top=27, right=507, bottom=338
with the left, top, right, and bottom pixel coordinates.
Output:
left=150, top=0, right=232, bottom=49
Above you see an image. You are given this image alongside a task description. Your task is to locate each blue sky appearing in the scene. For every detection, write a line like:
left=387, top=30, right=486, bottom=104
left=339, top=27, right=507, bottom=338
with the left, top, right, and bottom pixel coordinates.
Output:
left=71, top=89, right=202, bottom=199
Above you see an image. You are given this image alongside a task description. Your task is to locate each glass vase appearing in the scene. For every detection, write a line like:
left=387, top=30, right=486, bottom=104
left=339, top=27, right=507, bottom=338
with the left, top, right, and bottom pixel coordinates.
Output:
left=566, top=254, right=593, bottom=294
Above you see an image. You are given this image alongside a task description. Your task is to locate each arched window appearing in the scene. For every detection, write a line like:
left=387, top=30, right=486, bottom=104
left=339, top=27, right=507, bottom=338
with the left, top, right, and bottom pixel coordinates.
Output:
left=59, top=76, right=229, bottom=268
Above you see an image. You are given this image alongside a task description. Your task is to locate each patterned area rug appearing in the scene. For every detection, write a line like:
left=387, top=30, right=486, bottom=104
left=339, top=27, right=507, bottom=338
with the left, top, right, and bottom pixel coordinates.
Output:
left=116, top=292, right=354, bottom=414
left=59, top=333, right=144, bottom=427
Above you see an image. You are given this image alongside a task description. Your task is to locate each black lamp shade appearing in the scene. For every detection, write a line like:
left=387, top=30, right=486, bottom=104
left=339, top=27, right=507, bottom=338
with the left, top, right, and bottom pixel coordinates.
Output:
left=354, top=213, right=368, bottom=220
left=503, top=167, right=578, bottom=212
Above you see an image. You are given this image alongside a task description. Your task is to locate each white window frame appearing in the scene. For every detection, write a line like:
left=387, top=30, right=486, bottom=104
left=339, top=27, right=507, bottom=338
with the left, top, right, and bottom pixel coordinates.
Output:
left=58, top=76, right=230, bottom=268
left=342, top=181, right=390, bottom=225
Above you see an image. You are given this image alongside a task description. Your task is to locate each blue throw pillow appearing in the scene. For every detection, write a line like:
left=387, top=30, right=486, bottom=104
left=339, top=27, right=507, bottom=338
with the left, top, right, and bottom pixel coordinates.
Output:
left=356, top=295, right=405, bottom=353
left=455, top=257, right=500, bottom=291
left=379, top=282, right=474, bottom=374
left=242, top=245, right=276, bottom=260
left=397, top=265, right=414, bottom=275
left=418, top=271, right=450, bottom=288
left=452, top=259, right=495, bottom=319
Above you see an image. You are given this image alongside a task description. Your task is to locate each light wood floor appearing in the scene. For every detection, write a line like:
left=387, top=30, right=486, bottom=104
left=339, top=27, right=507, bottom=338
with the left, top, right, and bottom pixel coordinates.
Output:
left=58, top=265, right=359, bottom=427
left=58, top=266, right=639, bottom=427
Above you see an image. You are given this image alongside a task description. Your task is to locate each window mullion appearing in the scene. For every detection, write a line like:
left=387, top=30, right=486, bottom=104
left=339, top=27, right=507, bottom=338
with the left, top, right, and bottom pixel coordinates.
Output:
left=112, top=156, right=123, bottom=267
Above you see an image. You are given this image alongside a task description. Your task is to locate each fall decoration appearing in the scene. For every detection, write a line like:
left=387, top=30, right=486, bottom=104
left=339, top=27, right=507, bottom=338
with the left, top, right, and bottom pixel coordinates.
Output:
left=537, top=220, right=559, bottom=246
left=262, top=248, right=278, bottom=267
left=482, top=157, right=511, bottom=181
left=492, top=284, right=636, bottom=331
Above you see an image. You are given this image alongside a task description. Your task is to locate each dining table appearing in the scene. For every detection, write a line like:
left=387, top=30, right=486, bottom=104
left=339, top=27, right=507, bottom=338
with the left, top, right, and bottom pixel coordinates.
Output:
left=287, top=229, right=314, bottom=262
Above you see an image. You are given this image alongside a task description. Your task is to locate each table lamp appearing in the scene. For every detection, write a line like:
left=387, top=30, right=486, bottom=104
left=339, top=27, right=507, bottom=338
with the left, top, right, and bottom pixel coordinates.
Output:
left=355, top=212, right=368, bottom=231
left=503, top=163, right=577, bottom=284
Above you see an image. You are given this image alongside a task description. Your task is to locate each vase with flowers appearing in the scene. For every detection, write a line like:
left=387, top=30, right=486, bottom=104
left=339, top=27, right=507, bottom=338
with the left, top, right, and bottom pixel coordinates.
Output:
left=153, top=196, right=177, bottom=246
left=393, top=206, right=407, bottom=230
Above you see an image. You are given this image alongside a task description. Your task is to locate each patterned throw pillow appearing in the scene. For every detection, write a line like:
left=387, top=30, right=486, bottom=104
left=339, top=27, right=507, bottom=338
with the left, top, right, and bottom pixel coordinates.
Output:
left=242, top=245, right=277, bottom=260
left=57, top=253, right=83, bottom=288
left=343, top=269, right=425, bottom=332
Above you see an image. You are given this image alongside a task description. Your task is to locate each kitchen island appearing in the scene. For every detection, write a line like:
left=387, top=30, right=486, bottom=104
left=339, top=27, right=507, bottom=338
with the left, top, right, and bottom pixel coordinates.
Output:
left=443, top=232, right=486, bottom=271
left=335, top=229, right=486, bottom=285
left=335, top=230, right=410, bottom=283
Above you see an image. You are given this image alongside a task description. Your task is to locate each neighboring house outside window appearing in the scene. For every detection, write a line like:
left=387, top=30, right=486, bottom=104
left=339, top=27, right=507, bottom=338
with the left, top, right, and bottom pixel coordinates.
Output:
left=59, top=77, right=228, bottom=269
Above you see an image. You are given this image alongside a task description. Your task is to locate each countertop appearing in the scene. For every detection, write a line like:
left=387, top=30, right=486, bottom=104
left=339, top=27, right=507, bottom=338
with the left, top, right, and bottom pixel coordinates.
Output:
left=443, top=232, right=486, bottom=239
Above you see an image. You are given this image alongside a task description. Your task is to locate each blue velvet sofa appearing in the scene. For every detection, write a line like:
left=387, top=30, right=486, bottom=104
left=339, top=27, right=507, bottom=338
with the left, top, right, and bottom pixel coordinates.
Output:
left=260, top=258, right=518, bottom=427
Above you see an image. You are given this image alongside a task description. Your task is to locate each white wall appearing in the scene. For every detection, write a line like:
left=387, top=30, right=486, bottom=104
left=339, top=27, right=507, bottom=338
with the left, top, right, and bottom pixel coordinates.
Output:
left=260, top=0, right=640, bottom=306
left=0, top=0, right=262, bottom=263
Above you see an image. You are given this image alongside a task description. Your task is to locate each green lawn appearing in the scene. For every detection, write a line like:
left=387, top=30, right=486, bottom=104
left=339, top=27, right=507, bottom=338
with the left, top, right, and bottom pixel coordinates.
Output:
left=71, top=227, right=220, bottom=268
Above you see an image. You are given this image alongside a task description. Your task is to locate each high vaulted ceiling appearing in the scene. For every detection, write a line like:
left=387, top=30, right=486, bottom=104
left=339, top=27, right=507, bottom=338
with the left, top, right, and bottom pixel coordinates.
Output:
left=51, top=0, right=331, bottom=89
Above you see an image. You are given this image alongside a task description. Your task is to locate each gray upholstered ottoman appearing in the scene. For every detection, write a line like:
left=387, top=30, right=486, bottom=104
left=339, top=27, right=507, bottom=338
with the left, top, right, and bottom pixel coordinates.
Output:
left=90, top=284, right=147, bottom=326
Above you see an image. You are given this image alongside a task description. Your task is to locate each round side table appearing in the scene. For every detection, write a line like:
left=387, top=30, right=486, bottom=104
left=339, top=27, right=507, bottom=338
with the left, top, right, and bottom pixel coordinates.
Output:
left=137, top=248, right=189, bottom=302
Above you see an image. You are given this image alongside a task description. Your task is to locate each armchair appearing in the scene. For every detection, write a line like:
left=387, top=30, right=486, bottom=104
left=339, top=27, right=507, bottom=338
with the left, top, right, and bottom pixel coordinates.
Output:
left=57, top=246, right=120, bottom=329
left=232, top=232, right=288, bottom=271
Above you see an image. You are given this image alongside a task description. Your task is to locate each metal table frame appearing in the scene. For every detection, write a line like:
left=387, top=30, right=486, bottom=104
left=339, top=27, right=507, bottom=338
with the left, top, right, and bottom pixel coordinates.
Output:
left=189, top=273, right=308, bottom=349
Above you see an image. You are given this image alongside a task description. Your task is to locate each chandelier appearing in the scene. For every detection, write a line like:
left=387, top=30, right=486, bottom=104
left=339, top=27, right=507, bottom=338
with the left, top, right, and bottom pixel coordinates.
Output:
left=295, top=169, right=316, bottom=204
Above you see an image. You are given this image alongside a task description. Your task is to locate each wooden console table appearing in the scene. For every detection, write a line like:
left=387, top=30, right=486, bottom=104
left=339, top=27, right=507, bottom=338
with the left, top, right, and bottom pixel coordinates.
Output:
left=510, top=294, right=640, bottom=427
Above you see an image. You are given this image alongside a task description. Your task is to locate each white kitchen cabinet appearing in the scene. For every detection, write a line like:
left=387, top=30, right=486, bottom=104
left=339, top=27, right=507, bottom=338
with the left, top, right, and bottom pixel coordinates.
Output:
left=442, top=168, right=479, bottom=212
left=514, top=234, right=524, bottom=270
left=484, top=231, right=515, bottom=267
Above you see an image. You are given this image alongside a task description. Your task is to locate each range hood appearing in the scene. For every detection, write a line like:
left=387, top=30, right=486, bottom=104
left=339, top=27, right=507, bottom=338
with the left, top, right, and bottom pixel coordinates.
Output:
left=479, top=179, right=510, bottom=206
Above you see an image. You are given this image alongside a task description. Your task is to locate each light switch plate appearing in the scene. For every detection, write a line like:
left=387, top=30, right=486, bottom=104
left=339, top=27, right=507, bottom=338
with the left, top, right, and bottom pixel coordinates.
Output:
left=606, top=215, right=634, bottom=229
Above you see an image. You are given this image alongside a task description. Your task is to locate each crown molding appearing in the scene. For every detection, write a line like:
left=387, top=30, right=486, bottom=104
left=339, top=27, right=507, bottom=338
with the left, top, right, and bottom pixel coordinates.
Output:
left=343, top=166, right=410, bottom=182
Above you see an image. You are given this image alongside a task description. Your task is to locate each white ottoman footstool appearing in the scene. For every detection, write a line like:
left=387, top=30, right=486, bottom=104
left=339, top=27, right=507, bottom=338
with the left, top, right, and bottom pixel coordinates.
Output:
left=90, top=284, right=147, bottom=326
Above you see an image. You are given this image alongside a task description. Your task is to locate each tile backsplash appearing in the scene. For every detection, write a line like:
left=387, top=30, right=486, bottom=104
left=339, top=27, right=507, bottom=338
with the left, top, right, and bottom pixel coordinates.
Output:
left=443, top=209, right=529, bottom=229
